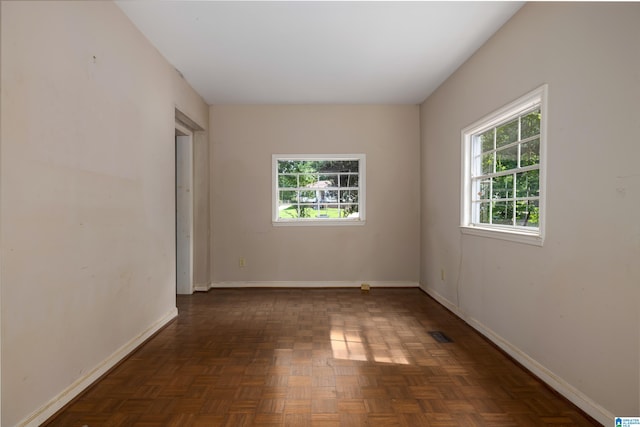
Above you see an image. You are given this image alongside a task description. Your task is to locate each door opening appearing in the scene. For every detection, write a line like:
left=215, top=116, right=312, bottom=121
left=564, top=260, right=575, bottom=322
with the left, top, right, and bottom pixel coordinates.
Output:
left=175, top=123, right=193, bottom=295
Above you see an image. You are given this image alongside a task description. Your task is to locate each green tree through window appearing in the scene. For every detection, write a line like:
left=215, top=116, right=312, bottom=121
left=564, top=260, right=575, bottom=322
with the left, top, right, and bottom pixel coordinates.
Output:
left=274, top=156, right=365, bottom=223
left=461, top=84, right=547, bottom=245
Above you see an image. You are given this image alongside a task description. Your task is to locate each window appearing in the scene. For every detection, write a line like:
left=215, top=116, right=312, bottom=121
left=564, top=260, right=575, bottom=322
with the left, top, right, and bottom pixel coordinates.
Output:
left=461, top=85, right=547, bottom=245
left=272, top=154, right=366, bottom=225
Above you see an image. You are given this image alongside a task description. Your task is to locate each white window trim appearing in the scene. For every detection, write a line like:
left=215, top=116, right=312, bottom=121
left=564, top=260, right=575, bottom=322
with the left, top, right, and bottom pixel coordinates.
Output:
left=272, top=154, right=366, bottom=226
left=460, top=84, right=548, bottom=246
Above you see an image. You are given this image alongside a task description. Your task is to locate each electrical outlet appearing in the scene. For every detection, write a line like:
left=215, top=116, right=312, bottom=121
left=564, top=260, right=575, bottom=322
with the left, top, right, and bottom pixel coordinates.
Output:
left=239, top=257, right=246, bottom=268
left=440, top=268, right=445, bottom=281
left=360, top=283, right=370, bottom=291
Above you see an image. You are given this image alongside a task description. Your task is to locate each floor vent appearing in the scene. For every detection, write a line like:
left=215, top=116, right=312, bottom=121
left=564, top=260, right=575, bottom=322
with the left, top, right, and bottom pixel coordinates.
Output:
left=428, top=331, right=453, bottom=343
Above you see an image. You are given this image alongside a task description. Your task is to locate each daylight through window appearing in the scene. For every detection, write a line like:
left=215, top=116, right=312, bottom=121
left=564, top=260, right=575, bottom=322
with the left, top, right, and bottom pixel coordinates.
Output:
left=273, top=155, right=365, bottom=225
left=461, top=85, right=547, bottom=245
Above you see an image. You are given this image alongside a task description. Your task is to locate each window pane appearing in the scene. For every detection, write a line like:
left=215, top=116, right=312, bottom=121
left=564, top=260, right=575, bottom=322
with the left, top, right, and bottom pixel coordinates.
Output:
left=298, top=205, right=315, bottom=218
left=278, top=204, right=299, bottom=219
left=496, top=118, right=518, bottom=148
left=482, top=152, right=494, bottom=175
left=319, top=160, right=359, bottom=173
left=299, top=190, right=316, bottom=203
left=493, top=174, right=514, bottom=199
left=496, top=145, right=518, bottom=172
left=317, top=191, right=331, bottom=203
left=479, top=129, right=494, bottom=153
left=316, top=206, right=330, bottom=218
left=300, top=174, right=317, bottom=187
left=521, top=109, right=541, bottom=139
left=318, top=174, right=338, bottom=187
left=279, top=190, right=297, bottom=204
left=492, top=201, right=514, bottom=225
left=479, top=202, right=490, bottom=224
left=516, top=200, right=539, bottom=227
left=340, top=190, right=358, bottom=204
left=341, top=204, right=359, bottom=218
left=520, top=138, right=540, bottom=167
left=516, top=169, right=539, bottom=198
left=278, top=160, right=300, bottom=173
left=278, top=160, right=318, bottom=174
left=474, top=178, right=491, bottom=201
left=324, top=190, right=338, bottom=203
left=340, top=174, right=359, bottom=188
left=278, top=174, right=297, bottom=188
left=315, top=205, right=347, bottom=218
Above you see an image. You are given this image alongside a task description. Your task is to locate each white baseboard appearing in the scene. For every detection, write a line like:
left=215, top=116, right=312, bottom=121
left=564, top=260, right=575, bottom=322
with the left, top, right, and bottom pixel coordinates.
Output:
left=193, top=283, right=210, bottom=292
left=198, top=281, right=419, bottom=290
left=17, top=307, right=178, bottom=427
left=420, top=284, right=612, bottom=426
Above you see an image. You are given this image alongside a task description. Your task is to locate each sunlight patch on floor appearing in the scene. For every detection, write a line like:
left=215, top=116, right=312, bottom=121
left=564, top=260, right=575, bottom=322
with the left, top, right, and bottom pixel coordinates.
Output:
left=330, top=326, right=410, bottom=365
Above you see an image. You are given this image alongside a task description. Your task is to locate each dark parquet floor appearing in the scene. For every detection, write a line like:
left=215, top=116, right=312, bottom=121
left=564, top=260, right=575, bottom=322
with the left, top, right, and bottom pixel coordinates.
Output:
left=43, top=288, right=601, bottom=426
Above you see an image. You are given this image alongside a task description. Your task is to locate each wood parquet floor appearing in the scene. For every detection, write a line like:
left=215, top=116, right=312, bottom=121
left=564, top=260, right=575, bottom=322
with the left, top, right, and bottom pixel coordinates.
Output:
left=43, top=288, right=601, bottom=426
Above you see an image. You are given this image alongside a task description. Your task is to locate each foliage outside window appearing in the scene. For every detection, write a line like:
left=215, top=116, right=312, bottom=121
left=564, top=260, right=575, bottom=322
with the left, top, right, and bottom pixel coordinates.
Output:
left=461, top=85, right=547, bottom=245
left=272, top=154, right=365, bottom=225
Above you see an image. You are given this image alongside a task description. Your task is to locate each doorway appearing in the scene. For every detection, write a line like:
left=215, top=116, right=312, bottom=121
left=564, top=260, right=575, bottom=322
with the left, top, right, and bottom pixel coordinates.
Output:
left=175, top=123, right=193, bottom=295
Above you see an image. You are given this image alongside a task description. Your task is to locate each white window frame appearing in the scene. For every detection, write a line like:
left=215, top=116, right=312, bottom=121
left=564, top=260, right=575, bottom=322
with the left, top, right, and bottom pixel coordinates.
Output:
left=272, top=154, right=366, bottom=226
left=461, top=84, right=548, bottom=246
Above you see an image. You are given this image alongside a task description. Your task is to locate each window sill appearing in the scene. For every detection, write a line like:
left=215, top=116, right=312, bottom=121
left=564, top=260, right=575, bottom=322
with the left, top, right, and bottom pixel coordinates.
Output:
left=273, top=219, right=366, bottom=227
left=460, top=225, right=544, bottom=246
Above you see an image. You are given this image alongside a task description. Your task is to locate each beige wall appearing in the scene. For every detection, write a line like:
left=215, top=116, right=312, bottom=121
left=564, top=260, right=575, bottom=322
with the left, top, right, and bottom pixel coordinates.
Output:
left=4, top=1, right=636, bottom=425
left=420, top=2, right=640, bottom=422
left=0, top=2, right=209, bottom=426
left=210, top=105, right=420, bottom=285
left=193, top=131, right=211, bottom=288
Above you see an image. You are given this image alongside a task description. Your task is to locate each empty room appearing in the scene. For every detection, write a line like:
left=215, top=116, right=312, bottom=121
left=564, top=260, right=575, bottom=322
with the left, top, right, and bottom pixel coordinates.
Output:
left=1, top=1, right=638, bottom=426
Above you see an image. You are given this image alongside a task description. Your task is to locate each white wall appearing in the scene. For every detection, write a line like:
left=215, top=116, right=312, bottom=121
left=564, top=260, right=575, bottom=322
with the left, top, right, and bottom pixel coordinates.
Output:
left=210, top=105, right=420, bottom=286
left=0, top=2, right=208, bottom=426
left=420, top=2, right=640, bottom=423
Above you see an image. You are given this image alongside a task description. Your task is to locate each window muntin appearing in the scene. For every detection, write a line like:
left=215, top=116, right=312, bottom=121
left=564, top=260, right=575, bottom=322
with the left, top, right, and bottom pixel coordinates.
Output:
left=273, top=155, right=365, bottom=225
left=461, top=85, right=547, bottom=244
